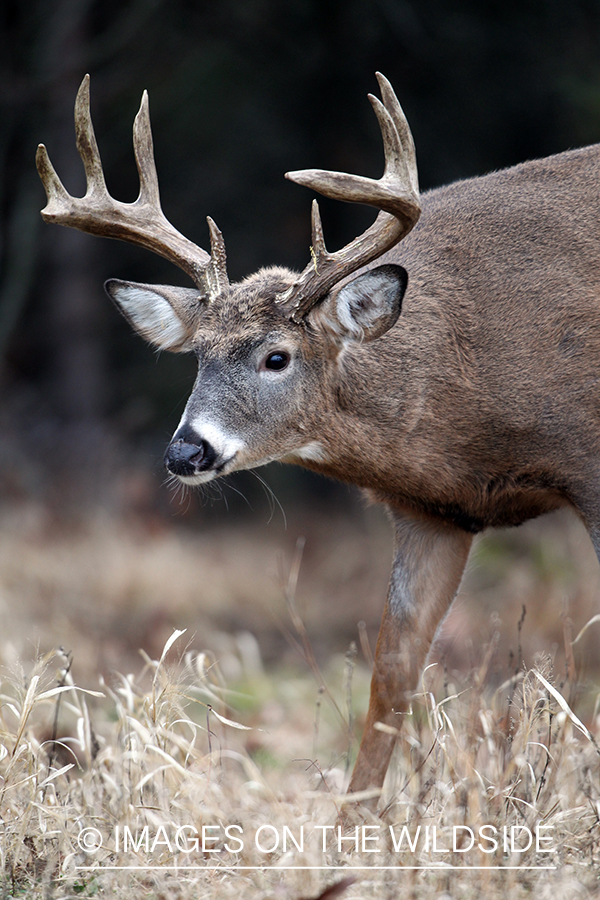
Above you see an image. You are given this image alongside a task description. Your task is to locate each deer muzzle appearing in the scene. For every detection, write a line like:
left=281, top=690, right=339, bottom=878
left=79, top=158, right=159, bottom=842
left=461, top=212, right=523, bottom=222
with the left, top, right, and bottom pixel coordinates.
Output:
left=164, top=433, right=217, bottom=478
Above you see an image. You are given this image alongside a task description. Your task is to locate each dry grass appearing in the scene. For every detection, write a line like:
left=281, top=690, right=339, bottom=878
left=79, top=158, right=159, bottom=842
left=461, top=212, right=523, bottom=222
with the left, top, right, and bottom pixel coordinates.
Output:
left=2, top=499, right=600, bottom=897
left=1, top=623, right=600, bottom=898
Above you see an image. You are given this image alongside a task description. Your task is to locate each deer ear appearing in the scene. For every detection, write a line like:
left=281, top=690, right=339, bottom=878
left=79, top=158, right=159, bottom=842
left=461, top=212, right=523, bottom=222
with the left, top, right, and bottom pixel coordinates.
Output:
left=105, top=279, right=202, bottom=351
left=312, top=264, right=408, bottom=343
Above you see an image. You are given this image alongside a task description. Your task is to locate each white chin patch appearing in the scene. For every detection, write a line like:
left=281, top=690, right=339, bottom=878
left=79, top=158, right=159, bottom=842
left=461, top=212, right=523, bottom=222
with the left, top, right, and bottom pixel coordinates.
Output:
left=177, top=471, right=219, bottom=486
left=283, top=441, right=328, bottom=463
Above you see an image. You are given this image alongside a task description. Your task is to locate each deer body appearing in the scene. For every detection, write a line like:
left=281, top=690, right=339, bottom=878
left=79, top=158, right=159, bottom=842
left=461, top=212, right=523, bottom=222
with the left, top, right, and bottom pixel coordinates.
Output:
left=344, top=144, right=600, bottom=532
left=37, top=76, right=600, bottom=804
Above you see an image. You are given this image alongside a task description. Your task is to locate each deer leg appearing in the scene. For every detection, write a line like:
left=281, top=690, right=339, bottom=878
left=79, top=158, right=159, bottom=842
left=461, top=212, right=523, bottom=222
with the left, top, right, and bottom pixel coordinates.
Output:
left=347, top=509, right=473, bottom=802
left=565, top=491, right=600, bottom=567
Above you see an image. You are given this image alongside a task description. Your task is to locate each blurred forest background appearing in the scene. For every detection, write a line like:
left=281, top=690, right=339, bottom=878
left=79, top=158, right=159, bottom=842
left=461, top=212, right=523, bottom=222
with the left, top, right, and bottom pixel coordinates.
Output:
left=2, top=0, right=600, bottom=687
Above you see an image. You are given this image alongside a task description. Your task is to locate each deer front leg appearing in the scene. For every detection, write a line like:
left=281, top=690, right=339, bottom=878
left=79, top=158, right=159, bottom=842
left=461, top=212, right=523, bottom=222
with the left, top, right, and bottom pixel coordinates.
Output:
left=347, top=509, right=473, bottom=803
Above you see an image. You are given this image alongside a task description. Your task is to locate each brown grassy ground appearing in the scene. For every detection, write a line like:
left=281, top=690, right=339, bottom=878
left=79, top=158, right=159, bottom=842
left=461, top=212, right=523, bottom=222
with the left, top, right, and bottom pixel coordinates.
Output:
left=1, top=497, right=600, bottom=897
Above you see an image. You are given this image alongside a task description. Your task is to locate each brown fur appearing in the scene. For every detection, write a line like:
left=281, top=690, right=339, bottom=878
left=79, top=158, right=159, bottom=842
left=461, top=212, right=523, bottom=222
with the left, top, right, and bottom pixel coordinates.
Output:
left=302, top=146, right=600, bottom=533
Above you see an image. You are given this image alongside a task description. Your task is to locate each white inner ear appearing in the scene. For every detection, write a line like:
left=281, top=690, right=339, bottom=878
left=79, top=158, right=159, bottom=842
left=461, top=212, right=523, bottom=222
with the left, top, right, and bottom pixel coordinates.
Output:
left=113, top=286, right=188, bottom=350
left=335, top=270, right=399, bottom=340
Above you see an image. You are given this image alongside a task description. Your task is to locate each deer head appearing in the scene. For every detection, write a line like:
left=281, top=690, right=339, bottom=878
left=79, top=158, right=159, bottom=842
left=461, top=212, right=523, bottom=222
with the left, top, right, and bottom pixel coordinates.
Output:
left=37, top=74, right=420, bottom=484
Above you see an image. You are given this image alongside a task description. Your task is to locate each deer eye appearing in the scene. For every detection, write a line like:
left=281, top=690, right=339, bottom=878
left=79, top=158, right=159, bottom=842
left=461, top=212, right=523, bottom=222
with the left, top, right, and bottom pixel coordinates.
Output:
left=263, top=351, right=290, bottom=371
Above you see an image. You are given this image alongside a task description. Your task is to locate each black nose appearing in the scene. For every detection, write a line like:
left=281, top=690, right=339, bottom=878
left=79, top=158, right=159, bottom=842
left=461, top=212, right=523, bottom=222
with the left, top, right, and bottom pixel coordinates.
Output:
left=164, top=433, right=217, bottom=477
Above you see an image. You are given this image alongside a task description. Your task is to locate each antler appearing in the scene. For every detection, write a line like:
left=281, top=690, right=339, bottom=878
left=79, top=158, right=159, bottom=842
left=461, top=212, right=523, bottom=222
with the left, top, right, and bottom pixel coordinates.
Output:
left=278, top=72, right=421, bottom=322
left=36, top=75, right=228, bottom=299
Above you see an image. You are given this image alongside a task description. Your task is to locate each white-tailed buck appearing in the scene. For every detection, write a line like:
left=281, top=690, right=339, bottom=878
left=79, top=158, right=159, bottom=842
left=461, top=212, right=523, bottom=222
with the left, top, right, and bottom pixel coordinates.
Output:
left=37, top=74, right=600, bottom=804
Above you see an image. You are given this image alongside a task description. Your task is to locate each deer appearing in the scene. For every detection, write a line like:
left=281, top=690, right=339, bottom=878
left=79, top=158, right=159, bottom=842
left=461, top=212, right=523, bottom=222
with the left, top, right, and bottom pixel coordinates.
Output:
left=36, top=73, right=600, bottom=806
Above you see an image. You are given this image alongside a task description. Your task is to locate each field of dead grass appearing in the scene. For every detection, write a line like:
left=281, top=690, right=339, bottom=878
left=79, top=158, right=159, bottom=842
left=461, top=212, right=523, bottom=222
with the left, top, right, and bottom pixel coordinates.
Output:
left=1, top=497, right=600, bottom=897
left=2, top=630, right=600, bottom=898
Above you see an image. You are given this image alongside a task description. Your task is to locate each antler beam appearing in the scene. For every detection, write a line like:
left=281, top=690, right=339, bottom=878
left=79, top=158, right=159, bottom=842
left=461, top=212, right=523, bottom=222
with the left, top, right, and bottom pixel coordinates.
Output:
left=278, top=72, right=421, bottom=322
left=36, top=75, right=228, bottom=299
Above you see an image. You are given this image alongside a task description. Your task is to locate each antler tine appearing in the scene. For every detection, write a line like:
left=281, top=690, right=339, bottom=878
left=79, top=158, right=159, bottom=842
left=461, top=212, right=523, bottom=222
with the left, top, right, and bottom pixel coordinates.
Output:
left=375, top=71, right=418, bottom=195
left=133, top=89, right=161, bottom=207
left=74, top=75, right=108, bottom=197
left=35, top=143, right=71, bottom=211
left=206, top=217, right=229, bottom=296
left=279, top=75, right=421, bottom=322
left=310, top=200, right=328, bottom=261
left=37, top=75, right=227, bottom=298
